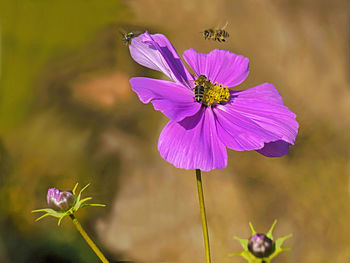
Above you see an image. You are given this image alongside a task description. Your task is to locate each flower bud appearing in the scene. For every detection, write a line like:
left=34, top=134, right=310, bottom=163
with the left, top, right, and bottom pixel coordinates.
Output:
left=248, top=233, right=275, bottom=258
left=47, top=188, right=75, bottom=211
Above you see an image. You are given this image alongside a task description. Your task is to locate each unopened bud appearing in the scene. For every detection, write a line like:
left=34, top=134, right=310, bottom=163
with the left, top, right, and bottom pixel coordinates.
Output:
left=248, top=234, right=275, bottom=258
left=47, top=188, right=75, bottom=211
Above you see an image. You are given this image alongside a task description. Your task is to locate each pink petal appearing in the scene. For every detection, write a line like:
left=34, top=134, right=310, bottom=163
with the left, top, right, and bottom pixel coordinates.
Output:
left=129, top=32, right=194, bottom=88
left=228, top=83, right=299, bottom=145
left=256, top=140, right=291, bottom=157
left=213, top=104, right=280, bottom=151
left=230, top=82, right=284, bottom=104
left=130, top=77, right=201, bottom=122
left=158, top=108, right=227, bottom=171
left=183, top=48, right=249, bottom=87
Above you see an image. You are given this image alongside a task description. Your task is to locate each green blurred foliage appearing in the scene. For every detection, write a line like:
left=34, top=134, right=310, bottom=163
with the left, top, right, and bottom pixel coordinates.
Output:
left=0, top=1, right=134, bottom=262
left=0, top=0, right=128, bottom=130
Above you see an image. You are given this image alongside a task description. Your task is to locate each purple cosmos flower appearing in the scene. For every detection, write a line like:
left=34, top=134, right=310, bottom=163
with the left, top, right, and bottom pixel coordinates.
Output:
left=47, top=188, right=75, bottom=211
left=128, top=32, right=298, bottom=171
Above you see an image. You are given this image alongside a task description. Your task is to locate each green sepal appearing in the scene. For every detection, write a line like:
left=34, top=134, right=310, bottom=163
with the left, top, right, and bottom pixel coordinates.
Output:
left=266, top=220, right=277, bottom=239
left=72, top=183, right=79, bottom=195
left=234, top=236, right=248, bottom=250
left=276, top=233, right=292, bottom=248
left=229, top=250, right=269, bottom=263
left=80, top=203, right=106, bottom=208
left=32, top=183, right=105, bottom=225
left=231, top=220, right=291, bottom=262
left=269, top=234, right=292, bottom=260
left=249, top=222, right=257, bottom=235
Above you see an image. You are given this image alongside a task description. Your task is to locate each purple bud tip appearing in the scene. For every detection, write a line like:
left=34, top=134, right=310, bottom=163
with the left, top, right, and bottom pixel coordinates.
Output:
left=47, top=188, right=61, bottom=204
left=47, top=188, right=75, bottom=211
left=248, top=233, right=275, bottom=258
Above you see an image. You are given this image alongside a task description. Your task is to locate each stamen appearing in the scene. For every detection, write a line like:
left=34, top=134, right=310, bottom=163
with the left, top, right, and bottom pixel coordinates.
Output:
left=203, top=83, right=230, bottom=106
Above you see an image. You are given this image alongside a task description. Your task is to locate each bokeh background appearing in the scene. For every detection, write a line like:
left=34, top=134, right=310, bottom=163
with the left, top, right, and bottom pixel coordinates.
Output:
left=1, top=0, right=350, bottom=262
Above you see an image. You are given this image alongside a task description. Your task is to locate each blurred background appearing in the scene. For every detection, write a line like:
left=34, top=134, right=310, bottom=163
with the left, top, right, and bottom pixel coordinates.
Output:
left=0, top=0, right=350, bottom=262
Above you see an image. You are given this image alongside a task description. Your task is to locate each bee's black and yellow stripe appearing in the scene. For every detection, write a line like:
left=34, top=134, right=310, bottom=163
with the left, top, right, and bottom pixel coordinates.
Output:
left=194, top=85, right=205, bottom=102
left=203, top=29, right=229, bottom=42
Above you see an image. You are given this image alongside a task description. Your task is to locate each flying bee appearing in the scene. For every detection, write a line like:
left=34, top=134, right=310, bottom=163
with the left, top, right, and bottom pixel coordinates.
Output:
left=214, top=29, right=229, bottom=42
left=120, top=29, right=142, bottom=46
left=203, top=29, right=215, bottom=40
left=193, top=75, right=211, bottom=103
left=202, top=22, right=229, bottom=42
left=120, top=31, right=136, bottom=46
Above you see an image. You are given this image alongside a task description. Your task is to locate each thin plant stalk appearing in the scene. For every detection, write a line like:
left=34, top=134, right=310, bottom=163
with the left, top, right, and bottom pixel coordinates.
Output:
left=69, top=214, right=109, bottom=263
left=195, top=169, right=211, bottom=263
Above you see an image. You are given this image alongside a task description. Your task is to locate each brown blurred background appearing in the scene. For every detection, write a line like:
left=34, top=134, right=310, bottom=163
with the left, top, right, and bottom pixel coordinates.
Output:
left=0, top=0, right=350, bottom=262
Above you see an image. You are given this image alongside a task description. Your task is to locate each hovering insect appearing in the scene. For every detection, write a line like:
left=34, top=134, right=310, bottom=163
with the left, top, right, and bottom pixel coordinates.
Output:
left=120, top=29, right=142, bottom=46
left=203, top=22, right=229, bottom=42
left=193, top=75, right=211, bottom=103
left=120, top=31, right=136, bottom=46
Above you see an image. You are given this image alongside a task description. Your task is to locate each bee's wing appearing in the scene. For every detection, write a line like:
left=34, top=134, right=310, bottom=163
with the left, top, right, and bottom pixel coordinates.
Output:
left=189, top=79, right=196, bottom=85
left=188, top=79, right=198, bottom=88
left=132, top=30, right=142, bottom=35
left=214, top=21, right=229, bottom=30
left=119, top=30, right=127, bottom=38
left=221, top=21, right=229, bottom=30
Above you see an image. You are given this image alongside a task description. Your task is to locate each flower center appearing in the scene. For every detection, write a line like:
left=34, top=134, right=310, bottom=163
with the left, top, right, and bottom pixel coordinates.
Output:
left=193, top=75, right=230, bottom=106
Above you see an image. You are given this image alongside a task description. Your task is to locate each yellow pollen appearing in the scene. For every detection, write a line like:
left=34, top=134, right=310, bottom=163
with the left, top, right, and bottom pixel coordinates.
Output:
left=203, top=83, right=230, bottom=106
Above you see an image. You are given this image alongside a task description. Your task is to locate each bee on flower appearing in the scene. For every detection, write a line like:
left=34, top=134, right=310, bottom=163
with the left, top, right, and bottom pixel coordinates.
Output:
left=128, top=31, right=298, bottom=171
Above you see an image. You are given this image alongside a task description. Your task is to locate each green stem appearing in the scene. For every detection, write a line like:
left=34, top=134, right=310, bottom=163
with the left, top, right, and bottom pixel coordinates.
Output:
left=195, top=169, right=211, bottom=263
left=69, top=214, right=109, bottom=263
